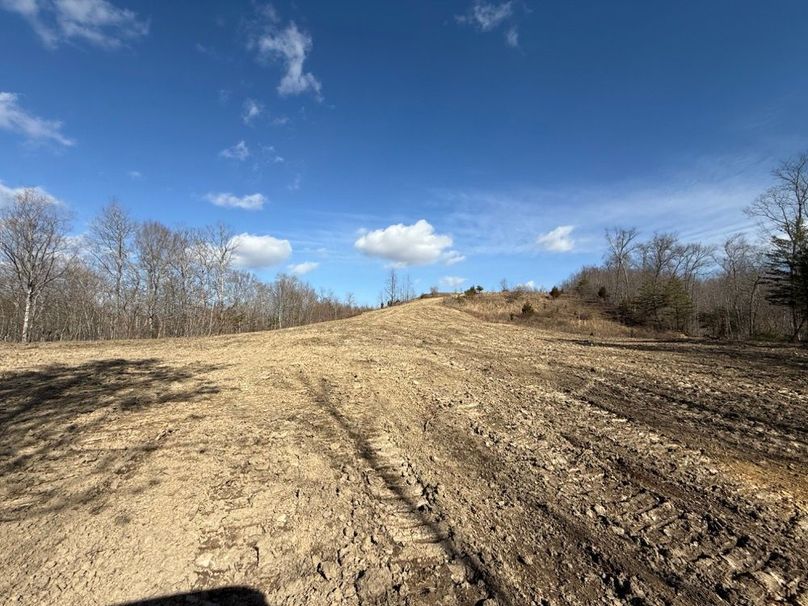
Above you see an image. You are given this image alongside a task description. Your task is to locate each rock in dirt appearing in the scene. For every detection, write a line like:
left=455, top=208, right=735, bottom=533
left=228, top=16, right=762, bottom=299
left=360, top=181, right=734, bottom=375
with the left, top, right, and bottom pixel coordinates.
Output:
left=356, top=566, right=393, bottom=601
left=448, top=561, right=469, bottom=584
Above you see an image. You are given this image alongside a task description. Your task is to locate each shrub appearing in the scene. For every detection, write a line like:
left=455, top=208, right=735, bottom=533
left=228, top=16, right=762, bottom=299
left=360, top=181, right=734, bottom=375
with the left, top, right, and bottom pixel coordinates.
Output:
left=597, top=286, right=608, bottom=299
left=521, top=301, right=535, bottom=316
left=549, top=286, right=561, bottom=299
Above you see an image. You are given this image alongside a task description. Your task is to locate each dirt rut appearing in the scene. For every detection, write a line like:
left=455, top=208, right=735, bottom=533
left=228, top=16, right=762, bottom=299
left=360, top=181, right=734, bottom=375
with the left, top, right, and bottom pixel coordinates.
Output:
left=1, top=298, right=806, bottom=605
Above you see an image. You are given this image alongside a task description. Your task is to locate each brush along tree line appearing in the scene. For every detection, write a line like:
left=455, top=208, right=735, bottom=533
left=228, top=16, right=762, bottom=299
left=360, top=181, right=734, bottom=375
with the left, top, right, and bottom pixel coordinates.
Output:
left=562, top=153, right=808, bottom=341
left=0, top=198, right=365, bottom=342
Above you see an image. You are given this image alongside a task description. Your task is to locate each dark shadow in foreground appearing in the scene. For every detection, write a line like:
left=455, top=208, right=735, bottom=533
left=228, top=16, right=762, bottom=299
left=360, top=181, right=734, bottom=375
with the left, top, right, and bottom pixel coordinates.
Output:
left=0, top=358, right=222, bottom=520
left=113, top=586, right=267, bottom=606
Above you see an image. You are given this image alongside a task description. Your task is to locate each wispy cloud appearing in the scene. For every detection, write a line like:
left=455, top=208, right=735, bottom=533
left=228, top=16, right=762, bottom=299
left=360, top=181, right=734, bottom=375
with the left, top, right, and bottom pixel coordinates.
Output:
left=205, top=192, right=266, bottom=210
left=354, top=219, right=463, bottom=267
left=440, top=275, right=466, bottom=290
left=536, top=225, right=575, bottom=252
left=249, top=7, right=321, bottom=97
left=505, top=27, right=519, bottom=48
left=435, top=153, right=774, bottom=258
left=242, top=98, right=263, bottom=124
left=288, top=261, right=319, bottom=275
left=0, top=92, right=74, bottom=147
left=260, top=144, right=284, bottom=164
left=0, top=0, right=149, bottom=49
left=457, top=1, right=520, bottom=47
left=219, top=140, right=250, bottom=161
left=127, top=170, right=142, bottom=179
left=287, top=173, right=302, bottom=191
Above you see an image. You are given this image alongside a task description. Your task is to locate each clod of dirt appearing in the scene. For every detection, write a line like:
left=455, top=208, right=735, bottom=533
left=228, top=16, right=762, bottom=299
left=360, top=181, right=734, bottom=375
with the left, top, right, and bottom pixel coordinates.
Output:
left=318, top=560, right=340, bottom=581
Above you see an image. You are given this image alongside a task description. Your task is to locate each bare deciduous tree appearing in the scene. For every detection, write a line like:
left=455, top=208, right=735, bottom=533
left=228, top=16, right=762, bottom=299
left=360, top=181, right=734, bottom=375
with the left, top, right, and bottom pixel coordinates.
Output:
left=679, top=243, right=715, bottom=293
left=136, top=221, right=175, bottom=338
left=384, top=268, right=399, bottom=305
left=717, top=235, right=763, bottom=338
left=639, top=233, right=680, bottom=282
left=88, top=200, right=136, bottom=338
left=604, top=227, right=639, bottom=301
left=0, top=189, right=71, bottom=342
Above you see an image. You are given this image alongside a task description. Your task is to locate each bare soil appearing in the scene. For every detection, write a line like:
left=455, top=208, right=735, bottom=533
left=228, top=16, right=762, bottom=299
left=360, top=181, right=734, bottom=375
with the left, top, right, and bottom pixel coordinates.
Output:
left=1, top=298, right=806, bottom=605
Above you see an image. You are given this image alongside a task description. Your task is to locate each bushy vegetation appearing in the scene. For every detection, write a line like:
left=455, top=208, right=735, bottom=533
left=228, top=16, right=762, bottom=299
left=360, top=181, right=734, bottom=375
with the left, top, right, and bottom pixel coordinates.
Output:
left=446, top=289, right=644, bottom=337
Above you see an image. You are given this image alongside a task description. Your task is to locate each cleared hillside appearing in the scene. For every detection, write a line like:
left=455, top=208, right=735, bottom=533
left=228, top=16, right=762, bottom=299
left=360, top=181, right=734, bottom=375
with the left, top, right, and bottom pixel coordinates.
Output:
left=1, top=298, right=806, bottom=605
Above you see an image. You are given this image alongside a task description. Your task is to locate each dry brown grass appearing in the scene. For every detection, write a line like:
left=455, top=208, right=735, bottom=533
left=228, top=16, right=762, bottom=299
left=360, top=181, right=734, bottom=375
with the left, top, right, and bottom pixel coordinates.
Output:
left=444, top=291, right=657, bottom=338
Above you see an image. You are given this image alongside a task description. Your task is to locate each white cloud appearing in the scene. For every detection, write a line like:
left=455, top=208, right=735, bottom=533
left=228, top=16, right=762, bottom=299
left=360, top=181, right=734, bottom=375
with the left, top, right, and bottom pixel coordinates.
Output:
left=288, top=261, right=319, bottom=275
left=458, top=1, right=512, bottom=31
left=440, top=276, right=466, bottom=290
left=231, top=233, right=292, bottom=269
left=219, top=140, right=250, bottom=161
left=0, top=0, right=149, bottom=49
left=0, top=181, right=62, bottom=207
left=515, top=280, right=536, bottom=290
left=250, top=15, right=322, bottom=97
left=354, top=219, right=462, bottom=267
left=127, top=170, right=142, bottom=179
left=205, top=192, right=265, bottom=211
left=242, top=98, right=263, bottom=125
left=505, top=27, right=519, bottom=47
left=443, top=250, right=466, bottom=265
left=536, top=225, right=575, bottom=252
left=0, top=92, right=74, bottom=147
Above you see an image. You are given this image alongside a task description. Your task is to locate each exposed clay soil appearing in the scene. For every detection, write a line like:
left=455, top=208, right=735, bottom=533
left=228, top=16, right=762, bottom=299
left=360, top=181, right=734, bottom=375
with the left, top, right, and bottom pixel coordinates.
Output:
left=1, top=298, right=806, bottom=605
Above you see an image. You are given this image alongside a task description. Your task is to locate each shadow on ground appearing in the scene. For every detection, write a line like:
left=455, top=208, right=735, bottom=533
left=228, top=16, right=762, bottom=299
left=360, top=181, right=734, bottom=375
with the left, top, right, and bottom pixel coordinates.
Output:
left=301, top=375, right=509, bottom=605
left=558, top=336, right=808, bottom=372
left=113, top=586, right=267, bottom=605
left=0, top=358, right=221, bottom=520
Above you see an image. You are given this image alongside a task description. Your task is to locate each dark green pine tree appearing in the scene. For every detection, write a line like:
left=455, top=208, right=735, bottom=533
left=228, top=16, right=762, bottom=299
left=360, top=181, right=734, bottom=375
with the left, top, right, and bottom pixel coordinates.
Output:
left=664, top=277, right=694, bottom=332
left=763, top=235, right=808, bottom=340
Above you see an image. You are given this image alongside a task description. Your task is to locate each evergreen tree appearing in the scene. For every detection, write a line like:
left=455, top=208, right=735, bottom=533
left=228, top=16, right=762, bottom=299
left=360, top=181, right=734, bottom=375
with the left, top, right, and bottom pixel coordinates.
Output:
left=763, top=235, right=808, bottom=339
left=664, top=277, right=694, bottom=331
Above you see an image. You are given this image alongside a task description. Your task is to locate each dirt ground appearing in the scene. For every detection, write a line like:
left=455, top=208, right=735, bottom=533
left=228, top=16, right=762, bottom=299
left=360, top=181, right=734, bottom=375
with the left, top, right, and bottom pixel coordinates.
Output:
left=1, top=298, right=806, bottom=606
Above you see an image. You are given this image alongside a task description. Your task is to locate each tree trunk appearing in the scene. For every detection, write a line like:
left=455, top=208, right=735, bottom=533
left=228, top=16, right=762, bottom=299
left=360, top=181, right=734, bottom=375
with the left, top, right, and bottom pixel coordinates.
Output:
left=792, top=317, right=806, bottom=343
left=748, top=279, right=760, bottom=338
left=21, top=287, right=34, bottom=343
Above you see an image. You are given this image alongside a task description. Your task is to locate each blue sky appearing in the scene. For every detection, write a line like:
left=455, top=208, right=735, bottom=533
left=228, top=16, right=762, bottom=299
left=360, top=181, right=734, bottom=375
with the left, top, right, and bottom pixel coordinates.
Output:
left=2, top=0, right=808, bottom=303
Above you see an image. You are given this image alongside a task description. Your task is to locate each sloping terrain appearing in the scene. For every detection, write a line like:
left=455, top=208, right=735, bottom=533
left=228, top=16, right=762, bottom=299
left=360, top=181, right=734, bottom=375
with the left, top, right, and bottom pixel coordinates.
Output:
left=1, top=298, right=806, bottom=606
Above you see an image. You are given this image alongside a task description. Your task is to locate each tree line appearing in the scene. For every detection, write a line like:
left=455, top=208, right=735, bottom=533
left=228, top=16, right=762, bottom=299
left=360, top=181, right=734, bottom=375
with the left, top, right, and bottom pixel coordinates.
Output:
left=563, top=153, right=808, bottom=341
left=0, top=192, right=365, bottom=342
